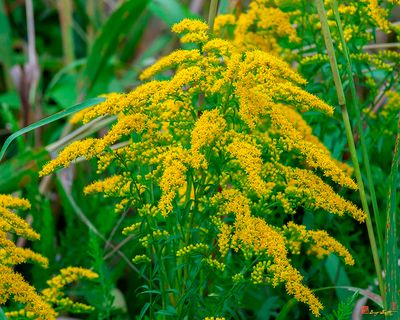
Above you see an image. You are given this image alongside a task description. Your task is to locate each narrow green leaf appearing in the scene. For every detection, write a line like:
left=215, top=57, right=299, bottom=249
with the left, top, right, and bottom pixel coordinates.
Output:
left=0, top=97, right=105, bottom=161
left=139, top=302, right=151, bottom=320
left=0, top=0, right=13, bottom=90
left=0, top=307, right=6, bottom=320
left=276, top=299, right=297, bottom=320
left=84, top=0, right=149, bottom=94
left=324, top=254, right=351, bottom=301
left=148, top=0, right=194, bottom=27
left=385, top=116, right=400, bottom=317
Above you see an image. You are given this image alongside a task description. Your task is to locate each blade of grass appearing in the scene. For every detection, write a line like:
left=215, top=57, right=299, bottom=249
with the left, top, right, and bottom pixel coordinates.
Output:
left=0, top=307, right=6, bottom=320
left=276, top=298, right=297, bottom=320
left=57, top=0, right=75, bottom=65
left=331, top=0, right=384, bottom=259
left=0, top=0, right=13, bottom=90
left=148, top=0, right=193, bottom=27
left=208, top=0, right=219, bottom=32
left=83, top=0, right=149, bottom=95
left=385, top=116, right=400, bottom=318
left=0, top=97, right=105, bottom=161
left=315, top=0, right=385, bottom=307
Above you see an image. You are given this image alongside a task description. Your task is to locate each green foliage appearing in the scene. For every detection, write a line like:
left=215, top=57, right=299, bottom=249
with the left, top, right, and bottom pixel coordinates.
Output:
left=324, top=292, right=358, bottom=320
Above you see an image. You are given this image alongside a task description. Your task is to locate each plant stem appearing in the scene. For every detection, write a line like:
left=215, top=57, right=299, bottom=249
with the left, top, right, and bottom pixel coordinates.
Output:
left=208, top=0, right=219, bottom=33
left=315, top=0, right=385, bottom=307
left=331, top=0, right=384, bottom=257
left=385, top=116, right=400, bottom=319
left=58, top=0, right=75, bottom=65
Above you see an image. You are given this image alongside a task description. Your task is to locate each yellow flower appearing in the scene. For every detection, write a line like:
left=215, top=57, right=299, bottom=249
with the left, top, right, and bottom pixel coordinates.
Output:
left=283, top=166, right=365, bottom=222
left=42, top=267, right=98, bottom=313
left=1, top=265, right=56, bottom=320
left=225, top=135, right=268, bottom=196
left=284, top=222, right=354, bottom=265
left=40, top=138, right=102, bottom=176
left=268, top=105, right=356, bottom=189
left=213, top=14, right=236, bottom=35
left=140, top=49, right=201, bottom=80
left=212, top=189, right=324, bottom=316
left=172, top=18, right=209, bottom=43
left=176, top=243, right=209, bottom=257
left=0, top=195, right=56, bottom=319
left=191, top=109, right=227, bottom=152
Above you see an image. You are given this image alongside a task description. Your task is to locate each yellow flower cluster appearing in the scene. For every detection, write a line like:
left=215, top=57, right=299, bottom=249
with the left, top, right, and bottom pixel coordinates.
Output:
left=132, top=254, right=151, bottom=264
left=212, top=189, right=324, bottom=316
left=172, top=19, right=209, bottom=43
left=268, top=105, right=357, bottom=189
left=216, top=0, right=299, bottom=54
left=1, top=265, right=56, bottom=320
left=381, top=91, right=400, bottom=119
left=158, top=148, right=189, bottom=216
left=40, top=6, right=367, bottom=315
left=0, top=194, right=55, bottom=319
left=140, top=49, right=201, bottom=81
left=251, top=261, right=269, bottom=284
left=284, top=222, right=354, bottom=265
left=41, top=267, right=98, bottom=313
left=282, top=166, right=366, bottom=222
left=224, top=135, right=269, bottom=196
left=84, top=175, right=132, bottom=197
left=191, top=109, right=227, bottom=152
left=1, top=196, right=98, bottom=318
left=40, top=138, right=102, bottom=176
left=122, top=222, right=141, bottom=235
left=176, top=243, right=209, bottom=257
left=232, top=273, right=244, bottom=282
left=204, top=317, right=226, bottom=320
left=204, top=257, right=226, bottom=271
left=366, top=0, right=392, bottom=32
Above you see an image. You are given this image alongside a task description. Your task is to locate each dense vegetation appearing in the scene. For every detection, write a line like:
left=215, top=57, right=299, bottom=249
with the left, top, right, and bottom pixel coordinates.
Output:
left=0, top=0, right=400, bottom=319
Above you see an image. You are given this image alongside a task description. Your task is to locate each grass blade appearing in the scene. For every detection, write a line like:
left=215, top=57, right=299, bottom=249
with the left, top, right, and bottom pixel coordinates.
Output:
left=315, top=0, right=385, bottom=306
left=148, top=0, right=194, bottom=27
left=0, top=97, right=105, bottom=161
left=331, top=0, right=384, bottom=257
left=0, top=0, right=13, bottom=90
left=385, top=116, right=400, bottom=318
left=83, top=0, right=149, bottom=95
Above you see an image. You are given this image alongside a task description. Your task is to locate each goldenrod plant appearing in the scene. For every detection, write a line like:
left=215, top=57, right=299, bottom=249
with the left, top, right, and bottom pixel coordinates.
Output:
left=40, top=12, right=366, bottom=318
left=0, top=195, right=97, bottom=319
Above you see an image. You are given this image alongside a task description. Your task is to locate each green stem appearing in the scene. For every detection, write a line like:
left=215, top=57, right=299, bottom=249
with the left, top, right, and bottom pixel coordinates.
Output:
left=331, top=0, right=384, bottom=258
left=315, top=0, right=385, bottom=308
left=385, top=116, right=400, bottom=319
left=208, top=0, right=219, bottom=33
left=58, top=0, right=75, bottom=65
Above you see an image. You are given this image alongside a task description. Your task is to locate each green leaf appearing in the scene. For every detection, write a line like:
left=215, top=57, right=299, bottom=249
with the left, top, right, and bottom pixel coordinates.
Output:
left=139, top=302, right=151, bottom=320
left=0, top=148, right=49, bottom=193
left=0, top=97, right=105, bottom=161
left=385, top=116, right=400, bottom=315
left=324, top=254, right=351, bottom=301
left=0, top=0, right=13, bottom=89
left=83, top=0, right=149, bottom=94
left=148, top=0, right=194, bottom=27
left=0, top=307, right=6, bottom=320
